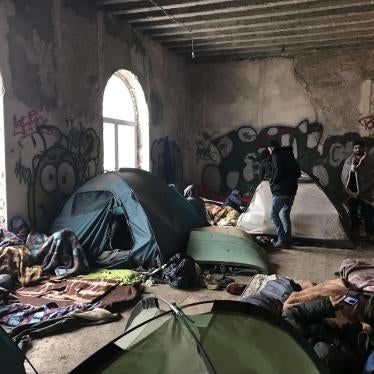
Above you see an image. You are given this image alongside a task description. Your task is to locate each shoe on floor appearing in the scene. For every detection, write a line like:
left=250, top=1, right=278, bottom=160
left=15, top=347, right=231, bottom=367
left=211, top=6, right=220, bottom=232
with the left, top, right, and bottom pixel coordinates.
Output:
left=271, top=239, right=291, bottom=249
left=226, top=282, right=246, bottom=295
left=203, top=274, right=234, bottom=290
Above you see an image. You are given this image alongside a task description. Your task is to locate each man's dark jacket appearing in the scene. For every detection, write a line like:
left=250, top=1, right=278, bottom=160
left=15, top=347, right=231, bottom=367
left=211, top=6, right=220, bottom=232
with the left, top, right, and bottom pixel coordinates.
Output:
left=269, top=147, right=301, bottom=196
left=282, top=298, right=369, bottom=374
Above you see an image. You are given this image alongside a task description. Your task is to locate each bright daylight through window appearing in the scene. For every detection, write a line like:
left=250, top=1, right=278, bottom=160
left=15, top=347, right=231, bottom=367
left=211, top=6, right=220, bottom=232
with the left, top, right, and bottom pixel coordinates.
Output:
left=103, top=72, right=138, bottom=171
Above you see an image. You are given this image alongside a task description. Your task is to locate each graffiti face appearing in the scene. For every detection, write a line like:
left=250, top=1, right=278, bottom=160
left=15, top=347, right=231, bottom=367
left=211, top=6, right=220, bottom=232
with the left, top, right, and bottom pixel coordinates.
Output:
left=195, top=131, right=221, bottom=164
left=216, top=136, right=233, bottom=158
left=12, top=116, right=101, bottom=231
left=238, top=127, right=256, bottom=143
left=28, top=146, right=76, bottom=232
left=243, top=153, right=259, bottom=182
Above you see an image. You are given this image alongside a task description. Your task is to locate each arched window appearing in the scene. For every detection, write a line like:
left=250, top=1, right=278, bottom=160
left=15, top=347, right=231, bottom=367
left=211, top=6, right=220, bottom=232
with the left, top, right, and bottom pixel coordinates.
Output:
left=103, top=70, right=149, bottom=171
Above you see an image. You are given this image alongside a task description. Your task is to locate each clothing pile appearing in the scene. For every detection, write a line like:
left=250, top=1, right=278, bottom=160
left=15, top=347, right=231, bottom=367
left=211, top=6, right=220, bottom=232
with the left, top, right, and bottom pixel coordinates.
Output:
left=235, top=261, right=374, bottom=374
left=0, top=224, right=144, bottom=350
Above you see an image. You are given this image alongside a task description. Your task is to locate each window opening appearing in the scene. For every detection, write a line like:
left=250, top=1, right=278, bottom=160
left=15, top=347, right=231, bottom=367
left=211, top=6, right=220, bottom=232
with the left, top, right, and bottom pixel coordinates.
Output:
left=103, top=72, right=138, bottom=170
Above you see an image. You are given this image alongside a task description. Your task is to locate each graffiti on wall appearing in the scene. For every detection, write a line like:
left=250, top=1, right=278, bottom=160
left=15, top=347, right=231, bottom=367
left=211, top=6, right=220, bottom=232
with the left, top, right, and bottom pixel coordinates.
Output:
left=196, top=119, right=374, bottom=200
left=14, top=157, right=33, bottom=186
left=151, top=136, right=183, bottom=184
left=13, top=111, right=100, bottom=231
left=195, top=131, right=221, bottom=164
left=13, top=110, right=48, bottom=138
left=359, top=115, right=374, bottom=132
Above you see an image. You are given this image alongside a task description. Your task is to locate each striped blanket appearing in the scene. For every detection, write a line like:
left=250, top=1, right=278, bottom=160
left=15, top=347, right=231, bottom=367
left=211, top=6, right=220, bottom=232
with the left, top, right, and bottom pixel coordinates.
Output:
left=16, top=278, right=119, bottom=304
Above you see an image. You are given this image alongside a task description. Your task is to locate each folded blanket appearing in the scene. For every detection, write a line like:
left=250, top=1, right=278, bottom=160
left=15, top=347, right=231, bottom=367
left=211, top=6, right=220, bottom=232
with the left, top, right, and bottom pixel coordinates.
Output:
left=79, top=269, right=143, bottom=285
left=16, top=278, right=118, bottom=304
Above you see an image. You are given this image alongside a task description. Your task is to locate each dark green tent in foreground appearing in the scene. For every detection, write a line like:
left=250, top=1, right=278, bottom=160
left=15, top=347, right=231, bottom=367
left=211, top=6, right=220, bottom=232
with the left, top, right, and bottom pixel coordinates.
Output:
left=71, top=298, right=327, bottom=374
left=0, top=326, right=26, bottom=374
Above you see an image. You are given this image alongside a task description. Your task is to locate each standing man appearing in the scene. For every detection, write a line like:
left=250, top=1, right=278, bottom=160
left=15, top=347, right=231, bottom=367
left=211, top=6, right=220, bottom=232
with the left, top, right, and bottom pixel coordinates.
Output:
left=341, top=140, right=374, bottom=241
left=268, top=141, right=301, bottom=248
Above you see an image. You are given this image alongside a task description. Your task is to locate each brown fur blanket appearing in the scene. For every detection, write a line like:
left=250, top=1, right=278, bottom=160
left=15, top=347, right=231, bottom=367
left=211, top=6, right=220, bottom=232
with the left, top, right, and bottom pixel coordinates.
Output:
left=284, top=278, right=348, bottom=308
left=284, top=278, right=368, bottom=326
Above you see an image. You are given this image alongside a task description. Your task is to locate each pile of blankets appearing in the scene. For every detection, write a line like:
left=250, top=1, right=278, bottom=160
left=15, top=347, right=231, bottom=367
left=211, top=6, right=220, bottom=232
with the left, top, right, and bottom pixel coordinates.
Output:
left=0, top=228, right=89, bottom=286
left=240, top=257, right=374, bottom=327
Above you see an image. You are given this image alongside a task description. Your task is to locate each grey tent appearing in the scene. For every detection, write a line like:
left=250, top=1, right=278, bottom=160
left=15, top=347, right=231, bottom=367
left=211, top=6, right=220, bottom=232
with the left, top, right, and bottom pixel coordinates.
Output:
left=71, top=297, right=327, bottom=374
left=237, top=173, right=351, bottom=246
left=51, top=169, right=206, bottom=268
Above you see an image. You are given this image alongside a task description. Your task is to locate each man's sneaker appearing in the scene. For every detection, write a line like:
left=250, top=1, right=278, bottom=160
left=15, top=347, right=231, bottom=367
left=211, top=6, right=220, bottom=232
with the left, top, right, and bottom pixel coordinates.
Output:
left=271, top=239, right=291, bottom=249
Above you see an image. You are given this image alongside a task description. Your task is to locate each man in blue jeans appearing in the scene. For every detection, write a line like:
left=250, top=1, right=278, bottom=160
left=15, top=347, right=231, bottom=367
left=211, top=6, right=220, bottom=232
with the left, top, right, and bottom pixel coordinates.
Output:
left=268, top=140, right=301, bottom=248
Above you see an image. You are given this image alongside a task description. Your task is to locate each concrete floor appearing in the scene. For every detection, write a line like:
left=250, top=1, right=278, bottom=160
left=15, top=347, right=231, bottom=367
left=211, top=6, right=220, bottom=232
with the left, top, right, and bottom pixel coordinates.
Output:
left=25, top=243, right=374, bottom=373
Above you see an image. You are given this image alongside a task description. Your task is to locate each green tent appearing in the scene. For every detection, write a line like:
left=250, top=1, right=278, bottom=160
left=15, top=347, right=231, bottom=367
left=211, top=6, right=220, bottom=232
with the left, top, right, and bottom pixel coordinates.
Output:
left=72, top=298, right=327, bottom=374
left=187, top=226, right=269, bottom=274
left=0, top=326, right=26, bottom=373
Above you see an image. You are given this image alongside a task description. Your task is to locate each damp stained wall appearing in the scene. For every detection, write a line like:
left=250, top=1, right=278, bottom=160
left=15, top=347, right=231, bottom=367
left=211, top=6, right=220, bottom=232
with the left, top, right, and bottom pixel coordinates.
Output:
left=185, top=54, right=374, bottom=200
left=1, top=0, right=374, bottom=231
left=0, top=0, right=188, bottom=231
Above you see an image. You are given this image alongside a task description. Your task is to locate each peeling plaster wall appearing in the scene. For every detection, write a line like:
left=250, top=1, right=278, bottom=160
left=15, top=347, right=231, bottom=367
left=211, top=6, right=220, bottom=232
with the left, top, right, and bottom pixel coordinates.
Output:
left=189, top=58, right=315, bottom=131
left=187, top=54, right=374, bottom=199
left=294, top=50, right=374, bottom=139
left=186, top=58, right=315, bottom=193
left=0, top=0, right=188, bottom=230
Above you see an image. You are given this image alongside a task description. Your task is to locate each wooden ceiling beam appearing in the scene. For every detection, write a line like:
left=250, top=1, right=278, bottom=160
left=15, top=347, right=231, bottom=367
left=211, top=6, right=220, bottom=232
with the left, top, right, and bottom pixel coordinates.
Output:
left=188, top=42, right=374, bottom=62
left=175, top=32, right=374, bottom=54
left=101, top=0, right=240, bottom=14
left=167, top=23, right=374, bottom=49
left=108, top=0, right=321, bottom=16
left=147, top=10, right=374, bottom=38
left=124, top=0, right=369, bottom=25
left=131, top=2, right=372, bottom=30
left=161, top=19, right=374, bottom=48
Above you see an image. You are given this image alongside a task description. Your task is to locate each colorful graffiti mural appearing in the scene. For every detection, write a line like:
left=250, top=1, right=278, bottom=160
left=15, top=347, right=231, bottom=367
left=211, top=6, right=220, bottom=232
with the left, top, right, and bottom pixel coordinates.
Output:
left=196, top=119, right=374, bottom=201
left=151, top=136, right=183, bottom=184
left=13, top=112, right=100, bottom=231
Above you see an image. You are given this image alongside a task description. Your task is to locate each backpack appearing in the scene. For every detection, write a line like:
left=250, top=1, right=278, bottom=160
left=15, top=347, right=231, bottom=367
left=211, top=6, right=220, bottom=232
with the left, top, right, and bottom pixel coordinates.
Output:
left=161, top=253, right=201, bottom=289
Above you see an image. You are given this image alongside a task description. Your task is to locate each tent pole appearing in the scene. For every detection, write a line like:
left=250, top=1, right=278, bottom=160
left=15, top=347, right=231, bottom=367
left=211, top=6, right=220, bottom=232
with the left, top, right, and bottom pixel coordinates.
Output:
left=158, top=298, right=217, bottom=374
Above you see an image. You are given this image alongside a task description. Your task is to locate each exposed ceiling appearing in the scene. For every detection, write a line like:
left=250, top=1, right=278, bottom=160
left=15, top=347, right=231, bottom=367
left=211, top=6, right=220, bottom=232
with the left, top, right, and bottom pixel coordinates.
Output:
left=96, top=0, right=374, bottom=62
